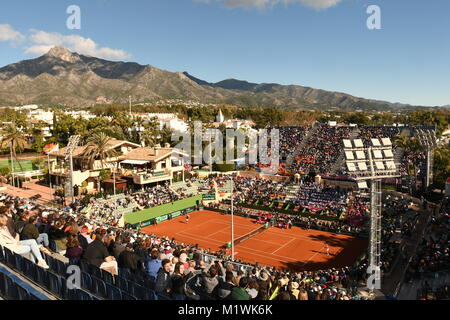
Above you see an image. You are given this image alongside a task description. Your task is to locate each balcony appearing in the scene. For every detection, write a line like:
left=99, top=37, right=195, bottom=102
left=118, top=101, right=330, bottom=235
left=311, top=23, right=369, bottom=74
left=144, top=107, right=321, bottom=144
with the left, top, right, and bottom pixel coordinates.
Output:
left=132, top=170, right=171, bottom=185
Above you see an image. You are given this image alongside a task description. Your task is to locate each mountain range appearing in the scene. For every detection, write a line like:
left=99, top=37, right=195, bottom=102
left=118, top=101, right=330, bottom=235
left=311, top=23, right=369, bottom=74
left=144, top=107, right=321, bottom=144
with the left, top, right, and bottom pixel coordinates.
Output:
left=0, top=46, right=426, bottom=110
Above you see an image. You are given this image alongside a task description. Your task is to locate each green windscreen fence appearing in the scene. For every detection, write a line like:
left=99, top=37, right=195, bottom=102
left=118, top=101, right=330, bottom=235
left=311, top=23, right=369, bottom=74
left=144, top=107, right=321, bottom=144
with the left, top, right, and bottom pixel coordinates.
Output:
left=125, top=194, right=202, bottom=227
left=0, top=158, right=44, bottom=172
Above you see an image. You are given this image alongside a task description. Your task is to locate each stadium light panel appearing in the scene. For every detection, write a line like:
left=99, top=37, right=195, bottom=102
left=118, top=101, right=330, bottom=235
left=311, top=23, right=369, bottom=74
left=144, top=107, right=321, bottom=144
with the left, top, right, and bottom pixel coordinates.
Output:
left=381, top=138, right=392, bottom=147
left=356, top=151, right=366, bottom=160
left=357, top=181, right=368, bottom=189
left=375, top=161, right=385, bottom=170
left=347, top=163, right=357, bottom=172
left=373, top=150, right=383, bottom=159
left=353, top=139, right=364, bottom=148
left=343, top=140, right=353, bottom=149
left=358, top=162, right=368, bottom=171
left=371, top=139, right=381, bottom=147
left=383, top=149, right=394, bottom=158
left=385, top=161, right=396, bottom=170
left=345, top=151, right=355, bottom=160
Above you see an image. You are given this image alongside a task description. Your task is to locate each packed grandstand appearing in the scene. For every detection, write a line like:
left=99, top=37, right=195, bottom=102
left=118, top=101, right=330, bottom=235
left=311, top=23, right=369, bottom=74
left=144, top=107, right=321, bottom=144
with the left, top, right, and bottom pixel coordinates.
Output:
left=0, top=124, right=448, bottom=301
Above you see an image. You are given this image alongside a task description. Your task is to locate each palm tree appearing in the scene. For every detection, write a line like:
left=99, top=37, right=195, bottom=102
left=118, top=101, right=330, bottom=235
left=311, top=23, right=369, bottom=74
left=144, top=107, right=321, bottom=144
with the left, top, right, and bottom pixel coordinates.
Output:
left=141, top=129, right=157, bottom=147
left=433, top=146, right=450, bottom=192
left=0, top=123, right=27, bottom=172
left=159, top=125, right=175, bottom=147
left=81, top=132, right=118, bottom=191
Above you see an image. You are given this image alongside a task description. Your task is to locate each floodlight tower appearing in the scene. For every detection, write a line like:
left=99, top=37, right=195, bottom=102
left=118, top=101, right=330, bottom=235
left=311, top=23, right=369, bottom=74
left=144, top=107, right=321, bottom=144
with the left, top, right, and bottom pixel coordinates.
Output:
left=343, top=137, right=400, bottom=291
left=64, top=135, right=81, bottom=204
left=229, top=177, right=235, bottom=261
left=416, top=128, right=437, bottom=189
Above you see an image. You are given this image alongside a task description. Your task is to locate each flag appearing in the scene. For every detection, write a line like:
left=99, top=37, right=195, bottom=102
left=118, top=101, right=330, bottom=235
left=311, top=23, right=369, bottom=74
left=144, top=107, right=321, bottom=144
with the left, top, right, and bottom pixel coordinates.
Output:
left=43, top=144, right=59, bottom=154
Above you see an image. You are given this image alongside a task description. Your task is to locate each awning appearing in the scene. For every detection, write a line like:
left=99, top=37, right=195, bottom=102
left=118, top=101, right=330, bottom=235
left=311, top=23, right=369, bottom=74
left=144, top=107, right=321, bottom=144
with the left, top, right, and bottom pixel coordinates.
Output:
left=120, top=160, right=149, bottom=165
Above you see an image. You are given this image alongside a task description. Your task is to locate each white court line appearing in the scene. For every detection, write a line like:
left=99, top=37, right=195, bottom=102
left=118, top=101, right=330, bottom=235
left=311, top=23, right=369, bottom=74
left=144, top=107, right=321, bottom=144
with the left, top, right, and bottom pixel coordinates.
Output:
left=271, top=237, right=297, bottom=255
left=156, top=212, right=351, bottom=268
left=177, top=230, right=329, bottom=268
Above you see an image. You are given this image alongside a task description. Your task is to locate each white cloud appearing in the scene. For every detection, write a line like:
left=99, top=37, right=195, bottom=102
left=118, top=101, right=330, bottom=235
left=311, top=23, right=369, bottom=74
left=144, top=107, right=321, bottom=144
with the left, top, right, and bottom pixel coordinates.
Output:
left=196, top=0, right=344, bottom=10
left=297, top=0, right=343, bottom=10
left=25, top=29, right=131, bottom=60
left=0, top=24, right=25, bottom=45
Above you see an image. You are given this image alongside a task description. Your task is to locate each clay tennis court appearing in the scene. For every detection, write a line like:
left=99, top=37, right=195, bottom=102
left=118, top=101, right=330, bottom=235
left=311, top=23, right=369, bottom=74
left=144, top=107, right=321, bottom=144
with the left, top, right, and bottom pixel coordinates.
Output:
left=142, top=210, right=368, bottom=271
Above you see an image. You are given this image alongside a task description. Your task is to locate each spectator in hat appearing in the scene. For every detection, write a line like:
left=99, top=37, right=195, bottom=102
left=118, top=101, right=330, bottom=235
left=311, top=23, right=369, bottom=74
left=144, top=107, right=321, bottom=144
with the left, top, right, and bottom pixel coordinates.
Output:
left=257, top=271, right=271, bottom=292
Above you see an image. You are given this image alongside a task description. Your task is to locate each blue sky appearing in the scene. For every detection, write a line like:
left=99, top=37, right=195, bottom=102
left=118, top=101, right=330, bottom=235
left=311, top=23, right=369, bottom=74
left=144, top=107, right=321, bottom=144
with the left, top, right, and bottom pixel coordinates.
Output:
left=0, top=0, right=449, bottom=106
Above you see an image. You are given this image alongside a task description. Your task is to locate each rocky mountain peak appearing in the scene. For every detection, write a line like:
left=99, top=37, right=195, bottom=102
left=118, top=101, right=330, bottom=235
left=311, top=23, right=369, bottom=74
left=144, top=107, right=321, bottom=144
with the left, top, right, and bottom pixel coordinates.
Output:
left=44, top=46, right=80, bottom=63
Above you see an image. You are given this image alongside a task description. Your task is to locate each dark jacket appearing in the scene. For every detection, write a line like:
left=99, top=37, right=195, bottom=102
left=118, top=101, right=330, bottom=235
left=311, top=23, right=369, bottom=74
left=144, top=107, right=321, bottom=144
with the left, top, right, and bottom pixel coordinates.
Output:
left=14, top=220, right=26, bottom=235
left=78, top=234, right=89, bottom=251
left=6, top=217, right=17, bottom=238
left=48, top=226, right=66, bottom=241
left=112, top=243, right=126, bottom=259
left=155, top=268, right=172, bottom=294
left=215, top=280, right=235, bottom=299
left=38, top=222, right=52, bottom=236
left=118, top=249, right=141, bottom=272
left=21, top=223, right=40, bottom=240
left=171, top=273, right=187, bottom=295
left=65, top=246, right=84, bottom=262
left=230, top=286, right=250, bottom=300
left=83, top=238, right=109, bottom=267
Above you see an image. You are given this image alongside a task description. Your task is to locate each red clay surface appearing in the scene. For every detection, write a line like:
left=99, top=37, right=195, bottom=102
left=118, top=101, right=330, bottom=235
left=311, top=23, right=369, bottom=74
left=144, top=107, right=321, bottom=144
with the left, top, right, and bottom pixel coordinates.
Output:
left=142, top=210, right=368, bottom=271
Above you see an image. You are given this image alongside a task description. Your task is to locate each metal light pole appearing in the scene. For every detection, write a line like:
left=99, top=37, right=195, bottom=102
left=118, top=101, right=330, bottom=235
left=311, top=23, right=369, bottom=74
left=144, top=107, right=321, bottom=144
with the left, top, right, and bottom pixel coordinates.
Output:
left=47, top=153, right=54, bottom=206
left=113, top=163, right=117, bottom=196
left=343, top=137, right=400, bottom=292
left=230, top=177, right=235, bottom=261
left=209, top=134, right=213, bottom=174
left=69, top=151, right=75, bottom=203
left=416, top=128, right=437, bottom=190
left=64, top=135, right=81, bottom=205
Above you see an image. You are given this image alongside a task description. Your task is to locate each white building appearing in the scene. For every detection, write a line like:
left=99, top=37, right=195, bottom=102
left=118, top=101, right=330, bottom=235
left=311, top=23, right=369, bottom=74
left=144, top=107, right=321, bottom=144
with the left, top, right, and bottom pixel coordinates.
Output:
left=216, top=109, right=225, bottom=123
left=64, top=110, right=97, bottom=120
left=132, top=113, right=189, bottom=133
left=14, top=105, right=39, bottom=111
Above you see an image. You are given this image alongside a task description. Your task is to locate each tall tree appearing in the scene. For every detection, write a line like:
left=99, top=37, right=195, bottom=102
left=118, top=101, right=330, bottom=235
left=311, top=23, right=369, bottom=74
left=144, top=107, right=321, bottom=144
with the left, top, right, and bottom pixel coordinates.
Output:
left=433, top=145, right=450, bottom=192
left=0, top=124, right=27, bottom=172
left=81, top=132, right=118, bottom=191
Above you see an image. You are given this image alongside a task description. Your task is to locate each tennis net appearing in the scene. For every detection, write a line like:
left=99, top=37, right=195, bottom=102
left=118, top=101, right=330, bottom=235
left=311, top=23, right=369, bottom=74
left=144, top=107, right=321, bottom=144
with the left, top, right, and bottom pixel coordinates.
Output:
left=233, top=224, right=268, bottom=246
